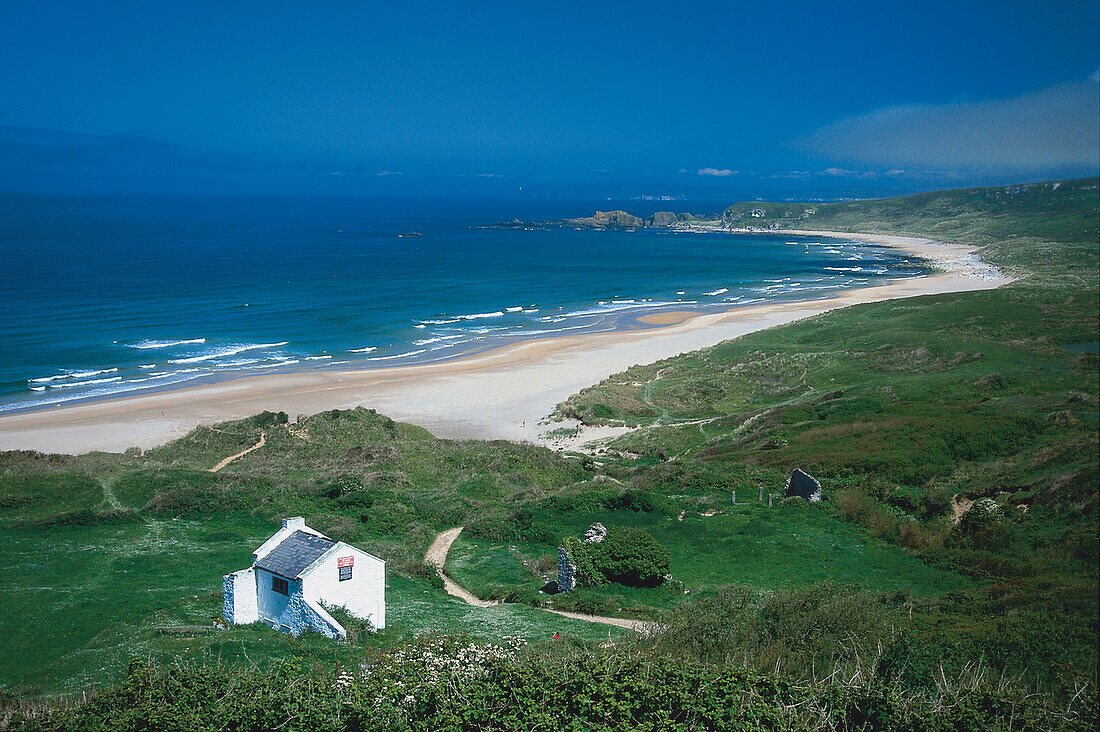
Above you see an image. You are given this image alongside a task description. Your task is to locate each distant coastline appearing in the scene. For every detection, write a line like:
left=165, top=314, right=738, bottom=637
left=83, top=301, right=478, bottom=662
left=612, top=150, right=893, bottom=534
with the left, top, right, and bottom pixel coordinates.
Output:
left=0, top=230, right=1009, bottom=455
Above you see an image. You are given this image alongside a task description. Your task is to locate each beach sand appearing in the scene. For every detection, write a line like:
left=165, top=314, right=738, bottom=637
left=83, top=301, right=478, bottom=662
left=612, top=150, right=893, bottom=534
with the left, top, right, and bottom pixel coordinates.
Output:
left=636, top=311, right=698, bottom=326
left=0, top=232, right=1010, bottom=455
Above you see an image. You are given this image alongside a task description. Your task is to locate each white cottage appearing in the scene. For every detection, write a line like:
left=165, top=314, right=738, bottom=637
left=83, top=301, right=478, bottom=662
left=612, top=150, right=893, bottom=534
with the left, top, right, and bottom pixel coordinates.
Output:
left=222, top=517, right=385, bottom=639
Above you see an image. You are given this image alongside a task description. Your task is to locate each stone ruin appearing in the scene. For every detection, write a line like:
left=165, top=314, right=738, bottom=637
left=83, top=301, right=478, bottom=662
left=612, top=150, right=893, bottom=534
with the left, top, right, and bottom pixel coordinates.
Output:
left=583, top=522, right=607, bottom=544
left=557, top=523, right=607, bottom=593
left=784, top=468, right=822, bottom=502
left=557, top=546, right=577, bottom=593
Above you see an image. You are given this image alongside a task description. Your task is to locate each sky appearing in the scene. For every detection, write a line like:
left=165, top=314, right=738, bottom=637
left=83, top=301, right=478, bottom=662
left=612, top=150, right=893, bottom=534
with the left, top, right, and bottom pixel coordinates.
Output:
left=1, top=1, right=1097, bottom=199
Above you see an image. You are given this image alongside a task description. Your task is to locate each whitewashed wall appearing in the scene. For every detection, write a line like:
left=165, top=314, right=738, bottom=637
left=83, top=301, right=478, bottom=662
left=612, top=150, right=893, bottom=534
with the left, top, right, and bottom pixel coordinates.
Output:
left=223, top=567, right=258, bottom=624
left=302, top=543, right=386, bottom=629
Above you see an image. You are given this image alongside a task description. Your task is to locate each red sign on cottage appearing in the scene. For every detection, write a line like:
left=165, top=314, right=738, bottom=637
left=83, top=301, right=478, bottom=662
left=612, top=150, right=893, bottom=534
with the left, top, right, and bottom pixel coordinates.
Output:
left=337, top=556, right=354, bottom=567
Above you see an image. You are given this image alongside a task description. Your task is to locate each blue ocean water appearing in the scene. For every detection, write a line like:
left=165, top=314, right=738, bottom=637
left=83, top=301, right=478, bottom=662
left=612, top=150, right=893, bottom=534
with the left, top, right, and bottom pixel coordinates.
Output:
left=0, top=193, right=929, bottom=413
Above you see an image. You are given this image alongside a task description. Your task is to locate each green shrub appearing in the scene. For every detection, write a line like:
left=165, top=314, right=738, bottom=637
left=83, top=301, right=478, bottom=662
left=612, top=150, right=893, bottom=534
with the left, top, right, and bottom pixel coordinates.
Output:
left=467, top=505, right=551, bottom=543
left=563, top=536, right=605, bottom=587
left=28, top=643, right=1096, bottom=731
left=589, top=527, right=670, bottom=587
left=759, top=583, right=894, bottom=660
left=654, top=585, right=761, bottom=663
left=142, top=484, right=238, bottom=517
left=609, top=489, right=672, bottom=514
left=245, top=410, right=289, bottom=428
left=958, top=497, right=1002, bottom=532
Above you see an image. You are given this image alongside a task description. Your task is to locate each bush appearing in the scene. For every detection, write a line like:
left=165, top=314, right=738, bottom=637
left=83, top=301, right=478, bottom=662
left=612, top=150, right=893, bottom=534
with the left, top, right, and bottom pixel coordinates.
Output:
left=654, top=585, right=760, bottom=663
left=246, top=410, right=289, bottom=428
left=949, top=498, right=1021, bottom=553
left=609, top=489, right=672, bottom=514
left=589, top=527, right=670, bottom=588
left=321, top=473, right=365, bottom=499
left=563, top=536, right=605, bottom=587
left=466, top=505, right=551, bottom=544
left=958, top=497, right=1001, bottom=532
left=758, top=583, right=896, bottom=673
left=143, top=484, right=237, bottom=517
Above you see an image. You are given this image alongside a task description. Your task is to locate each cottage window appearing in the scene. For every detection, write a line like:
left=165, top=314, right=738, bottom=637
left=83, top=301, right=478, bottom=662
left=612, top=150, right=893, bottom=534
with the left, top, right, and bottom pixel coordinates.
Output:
left=272, top=576, right=289, bottom=595
left=339, top=565, right=353, bottom=582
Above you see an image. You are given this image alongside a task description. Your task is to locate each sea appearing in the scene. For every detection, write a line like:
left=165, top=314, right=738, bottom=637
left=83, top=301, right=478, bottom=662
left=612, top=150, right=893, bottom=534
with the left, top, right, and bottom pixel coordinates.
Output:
left=0, top=193, right=930, bottom=414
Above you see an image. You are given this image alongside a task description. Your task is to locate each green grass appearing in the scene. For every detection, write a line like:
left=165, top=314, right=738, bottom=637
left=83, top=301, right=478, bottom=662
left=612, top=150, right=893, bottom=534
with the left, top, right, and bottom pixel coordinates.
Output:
left=0, top=516, right=270, bottom=693
left=449, top=499, right=969, bottom=617
left=0, top=408, right=625, bottom=695
left=385, top=574, right=625, bottom=644
left=0, top=513, right=622, bottom=696
left=544, top=178, right=1098, bottom=693
left=560, top=286, right=1098, bottom=499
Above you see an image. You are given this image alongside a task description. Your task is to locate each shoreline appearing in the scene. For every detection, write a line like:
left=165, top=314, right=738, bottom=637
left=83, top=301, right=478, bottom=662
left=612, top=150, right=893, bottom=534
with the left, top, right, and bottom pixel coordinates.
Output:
left=0, top=231, right=1010, bottom=455
left=0, top=229, right=919, bottom=420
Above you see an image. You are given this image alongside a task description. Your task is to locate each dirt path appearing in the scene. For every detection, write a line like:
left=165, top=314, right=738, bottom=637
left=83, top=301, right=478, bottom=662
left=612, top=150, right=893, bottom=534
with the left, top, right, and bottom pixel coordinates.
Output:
left=209, top=431, right=266, bottom=473
left=425, top=527, right=498, bottom=608
left=101, top=480, right=123, bottom=510
left=543, top=608, right=659, bottom=633
left=426, top=527, right=660, bottom=633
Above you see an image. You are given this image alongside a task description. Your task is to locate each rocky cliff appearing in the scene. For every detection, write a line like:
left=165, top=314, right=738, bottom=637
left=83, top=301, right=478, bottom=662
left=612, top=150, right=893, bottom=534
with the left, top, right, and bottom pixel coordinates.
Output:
left=565, top=210, right=646, bottom=229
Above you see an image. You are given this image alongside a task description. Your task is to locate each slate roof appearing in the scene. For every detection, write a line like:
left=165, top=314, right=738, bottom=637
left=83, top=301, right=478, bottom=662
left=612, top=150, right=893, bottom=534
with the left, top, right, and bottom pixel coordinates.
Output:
left=255, top=530, right=336, bottom=579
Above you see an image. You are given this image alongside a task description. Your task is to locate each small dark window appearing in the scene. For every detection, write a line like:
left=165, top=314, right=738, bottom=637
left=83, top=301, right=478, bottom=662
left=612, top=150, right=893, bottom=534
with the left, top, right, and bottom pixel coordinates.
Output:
left=339, top=565, right=353, bottom=582
left=272, top=576, right=289, bottom=595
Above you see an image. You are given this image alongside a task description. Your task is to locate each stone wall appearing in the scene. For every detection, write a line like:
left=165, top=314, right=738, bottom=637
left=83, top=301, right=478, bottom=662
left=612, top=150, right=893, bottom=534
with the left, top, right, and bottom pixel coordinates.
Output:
left=300, top=598, right=341, bottom=639
left=278, top=592, right=346, bottom=639
left=557, top=546, right=577, bottom=593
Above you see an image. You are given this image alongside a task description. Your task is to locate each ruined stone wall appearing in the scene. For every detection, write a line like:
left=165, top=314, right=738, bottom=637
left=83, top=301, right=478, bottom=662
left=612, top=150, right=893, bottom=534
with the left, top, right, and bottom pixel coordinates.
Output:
left=278, top=592, right=346, bottom=639
left=557, top=546, right=577, bottom=593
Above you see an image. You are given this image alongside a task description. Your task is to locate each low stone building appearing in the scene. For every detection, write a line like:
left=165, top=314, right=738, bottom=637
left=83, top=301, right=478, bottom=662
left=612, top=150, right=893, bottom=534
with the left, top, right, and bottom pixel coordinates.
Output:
left=223, top=517, right=385, bottom=639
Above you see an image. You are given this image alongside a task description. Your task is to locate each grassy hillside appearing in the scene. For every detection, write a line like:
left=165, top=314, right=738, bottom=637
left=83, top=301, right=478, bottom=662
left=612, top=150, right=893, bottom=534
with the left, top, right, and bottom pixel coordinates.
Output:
left=0, top=410, right=642, bottom=696
left=557, top=178, right=1098, bottom=693
left=3, top=178, right=1097, bottom=729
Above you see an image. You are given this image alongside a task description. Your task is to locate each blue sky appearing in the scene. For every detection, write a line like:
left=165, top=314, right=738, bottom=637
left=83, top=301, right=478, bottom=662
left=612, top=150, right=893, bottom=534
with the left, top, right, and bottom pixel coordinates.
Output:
left=1, top=1, right=1097, bottom=197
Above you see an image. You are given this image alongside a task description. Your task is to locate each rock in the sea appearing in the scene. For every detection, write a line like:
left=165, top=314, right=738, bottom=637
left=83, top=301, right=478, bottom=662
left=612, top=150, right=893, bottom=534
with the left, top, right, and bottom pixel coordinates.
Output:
left=784, top=468, right=822, bottom=502
left=567, top=210, right=645, bottom=229
left=583, top=522, right=607, bottom=544
left=648, top=211, right=678, bottom=227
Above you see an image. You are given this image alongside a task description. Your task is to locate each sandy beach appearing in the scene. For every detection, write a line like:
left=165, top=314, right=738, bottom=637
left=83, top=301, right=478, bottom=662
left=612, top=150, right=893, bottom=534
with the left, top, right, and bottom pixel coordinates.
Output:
left=0, top=231, right=1009, bottom=455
